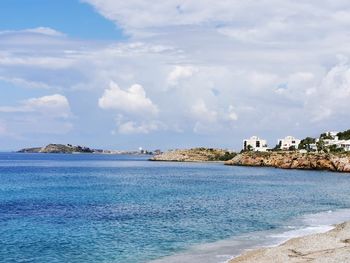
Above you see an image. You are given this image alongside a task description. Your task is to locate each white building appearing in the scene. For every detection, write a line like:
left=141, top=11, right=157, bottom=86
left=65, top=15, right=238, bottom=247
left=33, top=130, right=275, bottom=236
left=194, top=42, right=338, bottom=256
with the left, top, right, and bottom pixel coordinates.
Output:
left=340, top=141, right=350, bottom=151
left=317, top=131, right=339, bottom=146
left=278, top=136, right=301, bottom=150
left=330, top=140, right=350, bottom=152
left=243, top=136, right=268, bottom=152
left=326, top=131, right=338, bottom=138
left=316, top=131, right=350, bottom=152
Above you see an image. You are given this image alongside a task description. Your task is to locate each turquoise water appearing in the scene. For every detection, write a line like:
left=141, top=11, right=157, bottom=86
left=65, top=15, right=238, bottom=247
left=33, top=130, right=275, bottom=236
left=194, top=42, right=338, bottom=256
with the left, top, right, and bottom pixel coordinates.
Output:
left=1, top=153, right=350, bottom=263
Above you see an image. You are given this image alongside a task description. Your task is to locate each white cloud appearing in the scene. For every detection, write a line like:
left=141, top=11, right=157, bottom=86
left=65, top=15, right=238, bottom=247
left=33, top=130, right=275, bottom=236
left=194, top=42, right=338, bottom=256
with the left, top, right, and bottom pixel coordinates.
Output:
left=250, top=72, right=279, bottom=88
left=82, top=0, right=295, bottom=31
left=24, top=27, right=65, bottom=37
left=190, top=100, right=239, bottom=133
left=0, top=56, right=74, bottom=69
left=227, top=105, right=238, bottom=121
left=0, top=76, right=52, bottom=89
left=117, top=121, right=162, bottom=134
left=98, top=82, right=158, bottom=115
left=0, top=27, right=65, bottom=37
left=191, top=100, right=218, bottom=123
left=306, top=59, right=350, bottom=122
left=167, top=65, right=197, bottom=86
left=0, top=94, right=73, bottom=137
left=0, top=94, right=71, bottom=118
left=3, top=2, right=350, bottom=146
left=82, top=0, right=350, bottom=42
left=26, top=94, right=71, bottom=117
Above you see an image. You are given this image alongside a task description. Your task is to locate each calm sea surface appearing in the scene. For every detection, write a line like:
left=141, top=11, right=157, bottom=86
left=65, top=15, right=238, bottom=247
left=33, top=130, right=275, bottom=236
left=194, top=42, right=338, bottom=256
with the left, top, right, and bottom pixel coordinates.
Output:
left=1, top=153, right=350, bottom=263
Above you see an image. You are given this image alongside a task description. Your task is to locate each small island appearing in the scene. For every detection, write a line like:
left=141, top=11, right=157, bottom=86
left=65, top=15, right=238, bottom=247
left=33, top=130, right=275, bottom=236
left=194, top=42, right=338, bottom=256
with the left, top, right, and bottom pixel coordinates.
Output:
left=18, top=144, right=95, bottom=154
left=17, top=144, right=155, bottom=155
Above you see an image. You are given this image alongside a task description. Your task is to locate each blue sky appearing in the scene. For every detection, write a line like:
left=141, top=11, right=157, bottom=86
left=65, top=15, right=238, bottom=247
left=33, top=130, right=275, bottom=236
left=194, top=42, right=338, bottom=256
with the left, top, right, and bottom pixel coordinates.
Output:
left=1, top=0, right=350, bottom=151
left=0, top=0, right=124, bottom=40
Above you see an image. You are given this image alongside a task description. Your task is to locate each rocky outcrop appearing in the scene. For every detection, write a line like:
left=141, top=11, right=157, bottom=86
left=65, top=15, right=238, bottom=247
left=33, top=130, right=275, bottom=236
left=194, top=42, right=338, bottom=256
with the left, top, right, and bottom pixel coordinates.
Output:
left=151, top=148, right=236, bottom=162
left=225, top=152, right=350, bottom=173
left=18, top=144, right=94, bottom=154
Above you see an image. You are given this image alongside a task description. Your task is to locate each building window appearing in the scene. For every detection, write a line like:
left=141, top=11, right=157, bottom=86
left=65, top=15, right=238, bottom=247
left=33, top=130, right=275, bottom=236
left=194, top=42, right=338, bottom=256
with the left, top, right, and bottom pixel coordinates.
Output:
left=256, top=141, right=260, bottom=148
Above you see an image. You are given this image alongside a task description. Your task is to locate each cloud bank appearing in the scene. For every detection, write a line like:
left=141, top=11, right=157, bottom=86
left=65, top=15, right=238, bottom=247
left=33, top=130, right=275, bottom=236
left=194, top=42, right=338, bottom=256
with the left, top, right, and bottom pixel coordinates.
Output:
left=1, top=1, right=350, bottom=149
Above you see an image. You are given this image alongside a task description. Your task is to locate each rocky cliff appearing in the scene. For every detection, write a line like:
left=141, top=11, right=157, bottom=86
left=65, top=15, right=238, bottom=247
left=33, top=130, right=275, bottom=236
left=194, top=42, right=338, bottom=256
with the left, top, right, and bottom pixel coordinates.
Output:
left=225, top=152, right=350, bottom=172
left=151, top=148, right=236, bottom=162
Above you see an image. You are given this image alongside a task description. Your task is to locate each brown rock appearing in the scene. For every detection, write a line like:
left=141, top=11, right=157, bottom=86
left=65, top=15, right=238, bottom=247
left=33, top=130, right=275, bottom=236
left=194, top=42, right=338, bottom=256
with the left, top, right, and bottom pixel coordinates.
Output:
left=225, top=152, right=350, bottom=173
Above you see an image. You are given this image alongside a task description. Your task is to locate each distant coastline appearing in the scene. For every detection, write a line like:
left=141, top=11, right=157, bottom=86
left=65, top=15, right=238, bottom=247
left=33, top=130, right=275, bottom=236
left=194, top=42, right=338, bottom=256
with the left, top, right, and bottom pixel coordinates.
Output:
left=17, top=144, right=155, bottom=155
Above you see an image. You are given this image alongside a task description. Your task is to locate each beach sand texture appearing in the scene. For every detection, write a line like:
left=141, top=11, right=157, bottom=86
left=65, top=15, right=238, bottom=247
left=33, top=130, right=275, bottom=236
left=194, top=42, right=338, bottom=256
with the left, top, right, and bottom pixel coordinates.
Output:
left=230, top=221, right=350, bottom=263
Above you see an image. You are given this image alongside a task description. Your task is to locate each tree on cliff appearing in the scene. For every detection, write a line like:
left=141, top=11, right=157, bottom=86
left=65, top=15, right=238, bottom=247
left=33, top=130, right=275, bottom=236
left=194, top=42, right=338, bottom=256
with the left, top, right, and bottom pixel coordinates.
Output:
left=337, top=129, right=350, bottom=140
left=298, top=137, right=316, bottom=151
left=316, top=139, right=326, bottom=152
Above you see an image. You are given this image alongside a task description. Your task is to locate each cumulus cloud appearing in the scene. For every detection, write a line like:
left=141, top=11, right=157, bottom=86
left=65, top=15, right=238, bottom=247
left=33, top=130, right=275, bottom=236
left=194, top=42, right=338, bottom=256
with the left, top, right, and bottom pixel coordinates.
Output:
left=0, top=94, right=71, bottom=118
left=26, top=94, right=71, bottom=117
left=82, top=0, right=291, bottom=31
left=98, top=82, right=158, bottom=115
left=167, top=65, right=197, bottom=86
left=3, top=1, right=350, bottom=147
left=306, top=59, right=350, bottom=122
left=0, top=94, right=73, bottom=137
left=82, top=0, right=350, bottom=42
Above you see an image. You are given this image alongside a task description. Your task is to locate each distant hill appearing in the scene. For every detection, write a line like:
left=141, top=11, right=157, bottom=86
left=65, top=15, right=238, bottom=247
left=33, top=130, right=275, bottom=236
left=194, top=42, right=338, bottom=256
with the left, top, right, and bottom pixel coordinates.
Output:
left=18, top=144, right=94, bottom=154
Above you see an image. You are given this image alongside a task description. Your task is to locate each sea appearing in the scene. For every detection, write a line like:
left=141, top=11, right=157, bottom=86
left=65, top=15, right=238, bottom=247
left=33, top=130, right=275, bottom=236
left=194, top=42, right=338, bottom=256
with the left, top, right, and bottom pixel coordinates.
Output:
left=1, top=152, right=350, bottom=263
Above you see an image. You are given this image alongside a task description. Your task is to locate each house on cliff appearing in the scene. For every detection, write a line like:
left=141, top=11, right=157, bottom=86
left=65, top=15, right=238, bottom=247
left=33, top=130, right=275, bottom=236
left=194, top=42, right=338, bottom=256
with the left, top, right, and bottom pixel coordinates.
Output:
left=278, top=136, right=301, bottom=150
left=316, top=131, right=350, bottom=152
left=243, top=136, right=268, bottom=152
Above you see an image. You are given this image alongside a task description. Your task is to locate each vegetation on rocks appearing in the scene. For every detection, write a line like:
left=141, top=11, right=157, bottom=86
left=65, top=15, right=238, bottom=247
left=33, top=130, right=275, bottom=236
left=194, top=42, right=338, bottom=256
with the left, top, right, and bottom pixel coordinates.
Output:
left=298, top=137, right=316, bottom=151
left=337, top=129, right=350, bottom=140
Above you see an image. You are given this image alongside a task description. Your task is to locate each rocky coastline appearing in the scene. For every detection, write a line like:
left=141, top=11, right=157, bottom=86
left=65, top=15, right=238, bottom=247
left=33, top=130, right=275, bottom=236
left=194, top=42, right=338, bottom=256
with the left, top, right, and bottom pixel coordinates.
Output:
left=150, top=148, right=236, bottom=162
left=225, top=151, right=350, bottom=173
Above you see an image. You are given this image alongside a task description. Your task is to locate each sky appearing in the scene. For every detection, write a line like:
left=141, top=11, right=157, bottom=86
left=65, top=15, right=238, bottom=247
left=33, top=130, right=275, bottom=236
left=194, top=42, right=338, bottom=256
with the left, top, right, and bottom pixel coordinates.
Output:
left=1, top=0, right=350, bottom=151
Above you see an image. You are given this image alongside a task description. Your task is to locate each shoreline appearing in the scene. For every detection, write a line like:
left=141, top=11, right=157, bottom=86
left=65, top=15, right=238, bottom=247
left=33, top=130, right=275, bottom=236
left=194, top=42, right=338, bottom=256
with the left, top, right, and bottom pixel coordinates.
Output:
left=152, top=149, right=350, bottom=173
left=229, top=220, right=350, bottom=263
left=151, top=209, right=350, bottom=263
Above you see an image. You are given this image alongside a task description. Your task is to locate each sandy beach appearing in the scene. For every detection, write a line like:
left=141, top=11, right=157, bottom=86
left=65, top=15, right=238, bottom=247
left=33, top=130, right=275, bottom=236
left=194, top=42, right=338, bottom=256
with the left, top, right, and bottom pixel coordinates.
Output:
left=230, top=221, right=350, bottom=263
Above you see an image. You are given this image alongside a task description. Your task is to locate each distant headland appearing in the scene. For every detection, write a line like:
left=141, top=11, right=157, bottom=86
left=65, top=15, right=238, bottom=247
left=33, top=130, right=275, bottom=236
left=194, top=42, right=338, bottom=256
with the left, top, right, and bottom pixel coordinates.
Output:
left=151, top=148, right=236, bottom=162
left=17, top=144, right=158, bottom=155
left=152, top=129, right=350, bottom=173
